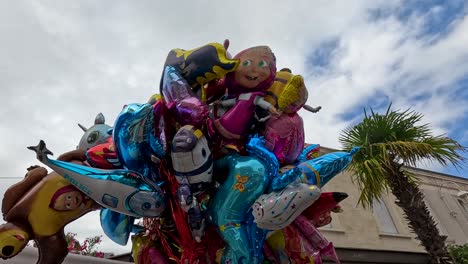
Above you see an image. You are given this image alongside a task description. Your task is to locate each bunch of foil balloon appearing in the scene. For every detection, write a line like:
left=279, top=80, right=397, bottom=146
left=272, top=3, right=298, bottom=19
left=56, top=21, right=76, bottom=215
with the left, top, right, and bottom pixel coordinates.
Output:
left=0, top=40, right=359, bottom=264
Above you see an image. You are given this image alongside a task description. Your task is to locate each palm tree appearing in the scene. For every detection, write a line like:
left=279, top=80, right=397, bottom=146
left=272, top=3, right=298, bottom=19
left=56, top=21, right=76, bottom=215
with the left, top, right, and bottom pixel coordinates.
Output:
left=339, top=105, right=466, bottom=264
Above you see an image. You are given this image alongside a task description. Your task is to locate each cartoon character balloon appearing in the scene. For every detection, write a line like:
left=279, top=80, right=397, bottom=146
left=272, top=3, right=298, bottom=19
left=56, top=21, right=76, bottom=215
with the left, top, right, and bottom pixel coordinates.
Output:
left=171, top=125, right=213, bottom=242
left=0, top=113, right=114, bottom=263
left=160, top=42, right=239, bottom=128
left=77, top=112, right=112, bottom=151
left=262, top=69, right=307, bottom=165
left=30, top=140, right=167, bottom=219
left=0, top=166, right=99, bottom=263
left=208, top=45, right=279, bottom=152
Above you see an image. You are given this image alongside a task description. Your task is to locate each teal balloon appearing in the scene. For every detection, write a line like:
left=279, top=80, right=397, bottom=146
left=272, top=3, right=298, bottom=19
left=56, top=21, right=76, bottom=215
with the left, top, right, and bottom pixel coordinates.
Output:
left=209, top=153, right=270, bottom=264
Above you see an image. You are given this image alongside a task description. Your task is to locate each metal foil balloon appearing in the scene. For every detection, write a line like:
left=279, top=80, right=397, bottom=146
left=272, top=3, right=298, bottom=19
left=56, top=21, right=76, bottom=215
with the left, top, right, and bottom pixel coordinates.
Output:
left=271, top=147, right=359, bottom=191
left=160, top=65, right=210, bottom=128
left=293, top=215, right=342, bottom=264
left=246, top=135, right=279, bottom=180
left=77, top=112, right=112, bottom=151
left=261, top=70, right=312, bottom=166
left=209, top=153, right=269, bottom=264
left=263, top=113, right=304, bottom=166
left=113, top=103, right=165, bottom=183
left=297, top=143, right=320, bottom=162
left=171, top=125, right=213, bottom=242
left=209, top=136, right=279, bottom=264
left=252, top=183, right=321, bottom=230
left=86, top=137, right=121, bottom=169
left=209, top=46, right=278, bottom=152
left=0, top=166, right=99, bottom=263
left=297, top=147, right=359, bottom=187
left=302, top=192, right=348, bottom=224
left=171, top=125, right=213, bottom=186
left=132, top=234, right=169, bottom=264
left=29, top=140, right=166, bottom=218
left=162, top=42, right=239, bottom=94
left=100, top=208, right=136, bottom=246
left=266, top=224, right=320, bottom=264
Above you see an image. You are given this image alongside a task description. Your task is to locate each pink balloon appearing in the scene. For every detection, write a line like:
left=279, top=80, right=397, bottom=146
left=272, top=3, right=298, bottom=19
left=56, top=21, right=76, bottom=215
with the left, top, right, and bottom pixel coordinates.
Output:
left=293, top=215, right=341, bottom=264
left=139, top=246, right=168, bottom=264
left=263, top=113, right=304, bottom=165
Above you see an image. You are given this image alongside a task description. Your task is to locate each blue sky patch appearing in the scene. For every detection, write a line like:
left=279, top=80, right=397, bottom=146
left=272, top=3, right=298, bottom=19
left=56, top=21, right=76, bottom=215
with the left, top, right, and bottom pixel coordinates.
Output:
left=369, top=0, right=465, bottom=40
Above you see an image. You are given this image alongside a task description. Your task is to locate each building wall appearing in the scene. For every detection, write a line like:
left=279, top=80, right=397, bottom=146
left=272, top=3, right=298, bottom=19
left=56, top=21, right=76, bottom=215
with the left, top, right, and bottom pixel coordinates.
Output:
left=319, top=170, right=427, bottom=254
left=411, top=167, right=468, bottom=245
left=318, top=147, right=468, bottom=256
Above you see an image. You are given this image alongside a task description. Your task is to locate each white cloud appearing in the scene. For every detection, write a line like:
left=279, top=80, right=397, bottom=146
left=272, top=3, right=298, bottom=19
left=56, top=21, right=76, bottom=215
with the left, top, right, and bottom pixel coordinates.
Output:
left=303, top=5, right=468, bottom=151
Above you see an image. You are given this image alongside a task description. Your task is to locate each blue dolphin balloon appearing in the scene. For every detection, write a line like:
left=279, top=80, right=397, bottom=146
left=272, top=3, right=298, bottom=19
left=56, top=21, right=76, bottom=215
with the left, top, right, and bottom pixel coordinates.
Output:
left=271, top=147, right=359, bottom=191
left=29, top=140, right=166, bottom=218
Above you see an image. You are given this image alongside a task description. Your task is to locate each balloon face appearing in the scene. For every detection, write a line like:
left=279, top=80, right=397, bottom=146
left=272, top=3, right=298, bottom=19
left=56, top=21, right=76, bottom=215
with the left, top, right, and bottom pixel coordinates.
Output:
left=78, top=113, right=112, bottom=151
left=234, top=46, right=275, bottom=89
left=252, top=183, right=321, bottom=230
left=0, top=225, right=29, bottom=259
left=171, top=125, right=213, bottom=184
left=52, top=190, right=83, bottom=211
left=127, top=191, right=166, bottom=218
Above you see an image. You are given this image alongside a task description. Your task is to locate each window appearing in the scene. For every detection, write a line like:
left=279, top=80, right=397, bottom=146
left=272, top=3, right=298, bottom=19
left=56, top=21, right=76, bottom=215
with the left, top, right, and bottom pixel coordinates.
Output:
left=425, top=200, right=449, bottom=236
left=457, top=198, right=468, bottom=217
left=373, top=198, right=398, bottom=234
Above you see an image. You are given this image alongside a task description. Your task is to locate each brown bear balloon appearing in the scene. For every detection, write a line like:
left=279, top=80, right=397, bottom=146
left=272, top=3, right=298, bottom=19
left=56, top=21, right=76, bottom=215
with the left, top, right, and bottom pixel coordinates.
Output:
left=0, top=165, right=99, bottom=263
left=0, top=113, right=110, bottom=263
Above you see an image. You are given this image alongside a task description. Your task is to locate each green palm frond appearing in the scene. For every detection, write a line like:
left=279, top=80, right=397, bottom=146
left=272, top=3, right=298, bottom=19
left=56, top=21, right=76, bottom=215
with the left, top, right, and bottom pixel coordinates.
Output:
left=339, top=104, right=467, bottom=208
left=347, top=155, right=389, bottom=207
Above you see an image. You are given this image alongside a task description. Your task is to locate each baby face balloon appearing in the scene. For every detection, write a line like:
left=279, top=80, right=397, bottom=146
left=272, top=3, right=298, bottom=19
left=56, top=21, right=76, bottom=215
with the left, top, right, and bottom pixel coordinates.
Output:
left=225, top=46, right=277, bottom=95
left=234, top=46, right=275, bottom=89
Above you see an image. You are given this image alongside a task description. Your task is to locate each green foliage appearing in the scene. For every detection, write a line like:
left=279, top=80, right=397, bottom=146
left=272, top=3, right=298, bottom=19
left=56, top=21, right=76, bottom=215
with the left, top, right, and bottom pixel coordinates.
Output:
left=339, top=104, right=466, bottom=207
left=448, top=244, right=468, bottom=264
left=65, top=232, right=105, bottom=258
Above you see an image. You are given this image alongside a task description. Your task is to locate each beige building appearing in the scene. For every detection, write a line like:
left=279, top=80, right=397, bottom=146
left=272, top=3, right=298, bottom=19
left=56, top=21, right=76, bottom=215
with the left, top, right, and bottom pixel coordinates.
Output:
left=319, top=147, right=468, bottom=263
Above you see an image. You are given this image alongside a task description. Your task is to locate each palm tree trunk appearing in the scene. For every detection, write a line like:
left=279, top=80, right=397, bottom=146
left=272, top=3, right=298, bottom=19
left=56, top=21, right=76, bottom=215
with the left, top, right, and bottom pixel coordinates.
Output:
left=384, top=163, right=453, bottom=264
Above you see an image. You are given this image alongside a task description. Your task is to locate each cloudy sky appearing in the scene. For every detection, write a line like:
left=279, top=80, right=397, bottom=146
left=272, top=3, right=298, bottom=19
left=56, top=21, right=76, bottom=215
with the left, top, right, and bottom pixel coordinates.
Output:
left=1, top=0, right=467, bottom=255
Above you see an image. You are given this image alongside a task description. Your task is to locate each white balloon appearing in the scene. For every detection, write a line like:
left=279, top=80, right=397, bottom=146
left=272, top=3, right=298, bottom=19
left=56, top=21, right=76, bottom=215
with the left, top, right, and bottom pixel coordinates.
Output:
left=252, top=183, right=321, bottom=230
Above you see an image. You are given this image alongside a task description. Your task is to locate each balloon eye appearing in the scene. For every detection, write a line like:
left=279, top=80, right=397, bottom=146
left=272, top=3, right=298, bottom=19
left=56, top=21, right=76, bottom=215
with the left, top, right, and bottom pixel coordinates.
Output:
left=201, top=148, right=207, bottom=158
left=258, top=60, right=268, bottom=67
left=87, top=131, right=99, bottom=144
left=66, top=196, right=72, bottom=200
left=66, top=204, right=71, bottom=209
left=2, top=245, right=14, bottom=257
left=242, top=60, right=251, bottom=67
left=142, top=202, right=151, bottom=210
